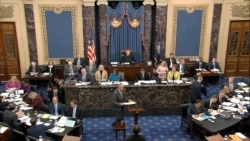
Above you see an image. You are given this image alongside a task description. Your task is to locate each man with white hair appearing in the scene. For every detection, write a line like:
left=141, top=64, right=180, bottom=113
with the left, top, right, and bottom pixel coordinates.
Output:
left=27, top=61, right=40, bottom=75
left=64, top=60, right=78, bottom=80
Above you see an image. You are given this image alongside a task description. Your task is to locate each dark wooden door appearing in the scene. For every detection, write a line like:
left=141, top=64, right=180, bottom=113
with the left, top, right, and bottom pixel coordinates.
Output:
left=0, top=22, right=21, bottom=81
left=225, top=20, right=250, bottom=76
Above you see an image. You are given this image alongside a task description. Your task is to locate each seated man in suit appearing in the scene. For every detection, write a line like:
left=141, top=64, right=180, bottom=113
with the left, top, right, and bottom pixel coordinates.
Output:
left=73, top=54, right=87, bottom=72
left=27, top=116, right=54, bottom=140
left=136, top=68, right=150, bottom=81
left=47, top=85, right=65, bottom=104
left=127, top=124, right=146, bottom=141
left=195, top=56, right=207, bottom=70
left=203, top=95, right=219, bottom=112
left=27, top=61, right=40, bottom=75
left=120, top=50, right=135, bottom=65
left=187, top=99, right=205, bottom=123
left=67, top=99, right=84, bottom=120
left=176, top=58, right=188, bottom=77
left=166, top=53, right=177, bottom=70
left=222, top=77, right=237, bottom=91
left=77, top=68, right=93, bottom=83
left=64, top=60, right=78, bottom=80
left=207, top=57, right=221, bottom=71
left=85, top=60, right=97, bottom=76
left=49, top=96, right=64, bottom=115
left=3, top=103, right=25, bottom=131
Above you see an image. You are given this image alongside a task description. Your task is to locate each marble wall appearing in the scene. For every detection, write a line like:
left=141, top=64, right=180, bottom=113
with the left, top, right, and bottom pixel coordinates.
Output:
left=24, top=4, right=38, bottom=63
left=209, top=4, right=222, bottom=60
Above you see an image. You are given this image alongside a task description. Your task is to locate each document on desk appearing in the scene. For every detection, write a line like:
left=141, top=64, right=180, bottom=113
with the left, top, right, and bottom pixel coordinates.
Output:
left=57, top=116, right=67, bottom=127
left=122, top=101, right=136, bottom=105
left=49, top=115, right=58, bottom=120
left=50, top=127, right=65, bottom=133
left=20, top=106, right=33, bottom=110
left=64, top=120, right=76, bottom=127
left=229, top=134, right=242, bottom=141
left=237, top=82, right=247, bottom=87
left=41, top=114, right=51, bottom=119
left=0, top=92, right=9, bottom=97
left=0, top=126, right=8, bottom=133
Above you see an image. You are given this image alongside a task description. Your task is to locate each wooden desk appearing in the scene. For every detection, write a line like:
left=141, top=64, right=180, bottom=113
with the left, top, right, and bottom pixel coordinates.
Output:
left=24, top=74, right=52, bottom=81
left=0, top=125, right=11, bottom=141
left=128, top=107, right=145, bottom=124
left=105, top=65, right=153, bottom=81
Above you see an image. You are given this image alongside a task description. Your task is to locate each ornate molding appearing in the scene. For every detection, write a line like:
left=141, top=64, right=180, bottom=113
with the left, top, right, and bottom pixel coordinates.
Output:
left=231, top=4, right=250, bottom=18
left=0, top=5, right=14, bottom=19
left=143, top=0, right=155, bottom=5
left=96, top=0, right=108, bottom=6
left=172, top=5, right=208, bottom=58
left=40, top=5, right=77, bottom=61
left=82, top=0, right=95, bottom=6
left=155, top=0, right=167, bottom=6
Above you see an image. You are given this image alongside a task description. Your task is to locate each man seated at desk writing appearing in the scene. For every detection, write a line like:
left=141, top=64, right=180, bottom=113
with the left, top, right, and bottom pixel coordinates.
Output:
left=77, top=68, right=93, bottom=83
left=187, top=100, right=205, bottom=123
left=136, top=68, right=150, bottom=81
left=120, top=50, right=135, bottom=65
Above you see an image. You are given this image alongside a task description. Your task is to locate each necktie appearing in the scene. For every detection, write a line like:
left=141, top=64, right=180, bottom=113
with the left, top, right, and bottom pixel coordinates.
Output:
left=213, top=63, right=215, bottom=69
left=142, top=73, right=144, bottom=80
left=170, top=59, right=173, bottom=68
left=55, top=104, right=58, bottom=115
left=82, top=75, right=86, bottom=81
left=77, top=59, right=80, bottom=67
left=73, top=107, right=76, bottom=118
left=119, top=91, right=123, bottom=99
left=33, top=67, right=36, bottom=73
left=199, top=62, right=202, bottom=69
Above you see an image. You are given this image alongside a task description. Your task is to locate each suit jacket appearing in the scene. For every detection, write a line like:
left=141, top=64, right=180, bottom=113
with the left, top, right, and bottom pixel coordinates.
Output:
left=73, top=58, right=86, bottom=67
left=64, top=65, right=78, bottom=78
left=176, top=63, right=188, bottom=75
left=44, top=66, right=55, bottom=74
left=95, top=70, right=108, bottom=81
left=190, top=81, right=202, bottom=103
left=27, top=124, right=54, bottom=139
left=120, top=54, right=135, bottom=64
left=167, top=71, right=180, bottom=80
left=207, top=62, right=221, bottom=71
left=67, top=106, right=84, bottom=120
left=241, top=77, right=250, bottom=86
left=166, top=57, right=177, bottom=69
left=47, top=88, right=65, bottom=104
left=127, top=135, right=146, bottom=141
left=136, top=72, right=150, bottom=81
left=49, top=102, right=64, bottom=115
left=77, top=73, right=93, bottom=83
left=27, top=66, right=40, bottom=74
left=25, top=95, right=43, bottom=109
left=3, top=110, right=23, bottom=130
left=85, top=65, right=97, bottom=75
left=203, top=99, right=219, bottom=111
left=187, top=104, right=205, bottom=123
left=112, top=89, right=128, bottom=112
left=195, top=61, right=207, bottom=70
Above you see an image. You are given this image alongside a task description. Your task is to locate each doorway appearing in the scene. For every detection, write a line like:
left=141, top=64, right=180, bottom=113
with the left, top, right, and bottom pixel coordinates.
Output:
left=0, top=22, right=21, bottom=81
left=225, top=20, right=250, bottom=76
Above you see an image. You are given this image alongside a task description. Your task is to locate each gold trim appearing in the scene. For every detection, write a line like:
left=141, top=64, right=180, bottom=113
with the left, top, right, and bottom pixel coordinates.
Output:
left=39, top=5, right=77, bottom=62
left=110, top=16, right=123, bottom=28
left=186, top=6, right=195, bottom=14
left=172, top=5, right=208, bottom=58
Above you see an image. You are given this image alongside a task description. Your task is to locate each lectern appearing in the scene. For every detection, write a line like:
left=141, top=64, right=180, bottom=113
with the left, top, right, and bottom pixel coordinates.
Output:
left=128, top=107, right=145, bottom=124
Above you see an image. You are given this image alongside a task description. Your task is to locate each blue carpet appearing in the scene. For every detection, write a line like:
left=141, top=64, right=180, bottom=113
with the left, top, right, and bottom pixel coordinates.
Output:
left=83, top=115, right=191, bottom=141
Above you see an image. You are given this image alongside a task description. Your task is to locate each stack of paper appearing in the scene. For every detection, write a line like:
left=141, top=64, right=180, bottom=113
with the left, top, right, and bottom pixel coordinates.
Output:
left=64, top=120, right=76, bottom=127
left=0, top=126, right=8, bottom=133
left=41, top=114, right=51, bottom=119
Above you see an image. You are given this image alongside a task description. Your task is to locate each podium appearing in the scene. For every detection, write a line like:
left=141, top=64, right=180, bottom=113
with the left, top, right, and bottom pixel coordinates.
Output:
left=128, top=107, right=145, bottom=124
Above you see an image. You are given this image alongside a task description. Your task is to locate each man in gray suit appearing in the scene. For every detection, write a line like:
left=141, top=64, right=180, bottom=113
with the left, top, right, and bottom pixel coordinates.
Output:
left=64, top=60, right=78, bottom=80
left=112, top=83, right=128, bottom=125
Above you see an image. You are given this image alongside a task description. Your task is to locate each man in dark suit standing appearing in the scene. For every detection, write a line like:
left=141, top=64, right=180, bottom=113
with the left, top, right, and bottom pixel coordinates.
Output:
left=49, top=96, right=64, bottom=115
left=3, top=103, right=25, bottom=131
left=136, top=68, right=150, bottom=81
left=73, top=54, right=86, bottom=72
left=67, top=99, right=83, bottom=120
left=112, top=83, right=128, bottom=124
left=190, top=76, right=203, bottom=103
left=27, top=116, right=54, bottom=140
left=166, top=53, right=177, bottom=70
left=187, top=100, right=205, bottom=123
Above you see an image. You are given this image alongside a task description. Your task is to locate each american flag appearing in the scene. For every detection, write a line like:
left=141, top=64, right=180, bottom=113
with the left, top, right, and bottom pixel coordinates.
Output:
left=87, top=27, right=96, bottom=63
